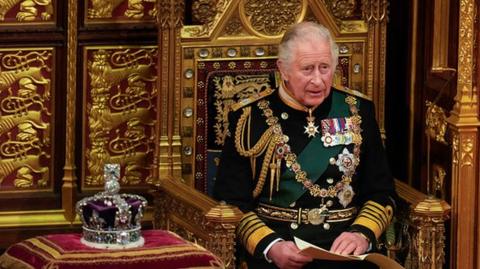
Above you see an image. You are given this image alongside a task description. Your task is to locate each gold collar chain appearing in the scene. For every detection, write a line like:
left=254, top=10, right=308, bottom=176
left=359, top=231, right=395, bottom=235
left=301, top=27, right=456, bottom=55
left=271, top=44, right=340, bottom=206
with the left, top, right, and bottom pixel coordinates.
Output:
left=257, top=95, right=362, bottom=207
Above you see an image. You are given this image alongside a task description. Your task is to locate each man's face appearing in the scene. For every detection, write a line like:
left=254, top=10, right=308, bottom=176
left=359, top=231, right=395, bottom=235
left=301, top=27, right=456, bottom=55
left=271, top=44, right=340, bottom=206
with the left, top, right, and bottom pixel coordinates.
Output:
left=277, top=39, right=334, bottom=107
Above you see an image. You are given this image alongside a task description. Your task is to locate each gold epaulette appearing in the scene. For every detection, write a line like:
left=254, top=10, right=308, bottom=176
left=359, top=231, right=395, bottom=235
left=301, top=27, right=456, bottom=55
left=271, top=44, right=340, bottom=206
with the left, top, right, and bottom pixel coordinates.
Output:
left=335, top=85, right=372, bottom=101
left=231, top=88, right=275, bottom=112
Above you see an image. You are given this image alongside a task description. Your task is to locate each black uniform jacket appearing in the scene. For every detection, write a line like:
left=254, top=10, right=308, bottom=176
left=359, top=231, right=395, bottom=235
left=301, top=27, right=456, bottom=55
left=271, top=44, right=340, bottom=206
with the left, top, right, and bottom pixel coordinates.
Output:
left=213, top=87, right=396, bottom=267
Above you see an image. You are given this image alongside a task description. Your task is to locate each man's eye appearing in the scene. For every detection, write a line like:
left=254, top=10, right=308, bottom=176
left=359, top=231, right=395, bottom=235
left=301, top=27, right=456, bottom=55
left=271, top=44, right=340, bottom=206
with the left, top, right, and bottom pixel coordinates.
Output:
left=320, top=65, right=330, bottom=73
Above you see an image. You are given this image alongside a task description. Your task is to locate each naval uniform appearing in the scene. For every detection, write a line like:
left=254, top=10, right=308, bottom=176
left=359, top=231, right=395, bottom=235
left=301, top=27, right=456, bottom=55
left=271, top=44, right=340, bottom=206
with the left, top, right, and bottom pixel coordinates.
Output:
left=213, top=86, right=396, bottom=269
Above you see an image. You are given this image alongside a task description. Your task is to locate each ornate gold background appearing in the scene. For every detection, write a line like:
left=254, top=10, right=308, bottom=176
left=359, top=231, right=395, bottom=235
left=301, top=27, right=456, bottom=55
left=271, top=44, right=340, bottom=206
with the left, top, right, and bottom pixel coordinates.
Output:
left=0, top=48, right=53, bottom=192
left=82, top=46, right=158, bottom=189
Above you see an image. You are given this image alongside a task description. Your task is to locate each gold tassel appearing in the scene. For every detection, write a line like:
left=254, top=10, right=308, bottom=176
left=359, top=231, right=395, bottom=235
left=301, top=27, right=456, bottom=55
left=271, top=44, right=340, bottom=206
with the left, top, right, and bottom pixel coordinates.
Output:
left=269, top=160, right=276, bottom=201
left=276, top=158, right=281, bottom=191
left=251, top=157, right=256, bottom=179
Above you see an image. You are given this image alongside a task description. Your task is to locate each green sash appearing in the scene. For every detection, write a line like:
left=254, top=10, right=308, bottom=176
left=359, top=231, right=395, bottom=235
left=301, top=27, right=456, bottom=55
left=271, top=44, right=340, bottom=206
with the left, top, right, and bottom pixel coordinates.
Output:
left=268, top=90, right=356, bottom=207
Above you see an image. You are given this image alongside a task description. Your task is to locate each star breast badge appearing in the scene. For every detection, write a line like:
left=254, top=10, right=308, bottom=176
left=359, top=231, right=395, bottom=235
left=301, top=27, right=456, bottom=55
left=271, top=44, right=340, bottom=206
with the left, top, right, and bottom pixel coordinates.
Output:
left=304, top=121, right=320, bottom=137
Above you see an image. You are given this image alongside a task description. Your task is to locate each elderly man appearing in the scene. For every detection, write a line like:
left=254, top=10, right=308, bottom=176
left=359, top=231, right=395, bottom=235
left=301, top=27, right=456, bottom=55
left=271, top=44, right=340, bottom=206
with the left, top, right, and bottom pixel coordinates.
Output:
left=214, top=22, right=396, bottom=269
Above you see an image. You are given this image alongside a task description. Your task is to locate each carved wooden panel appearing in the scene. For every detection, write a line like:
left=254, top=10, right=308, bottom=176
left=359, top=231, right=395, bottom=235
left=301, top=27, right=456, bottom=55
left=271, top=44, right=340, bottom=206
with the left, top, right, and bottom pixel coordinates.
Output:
left=0, top=48, right=54, bottom=192
left=82, top=46, right=157, bottom=189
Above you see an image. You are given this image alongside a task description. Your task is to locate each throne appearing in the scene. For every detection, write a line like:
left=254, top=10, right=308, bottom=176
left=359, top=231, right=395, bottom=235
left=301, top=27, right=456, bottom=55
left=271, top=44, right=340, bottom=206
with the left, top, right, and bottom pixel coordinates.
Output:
left=152, top=1, right=450, bottom=268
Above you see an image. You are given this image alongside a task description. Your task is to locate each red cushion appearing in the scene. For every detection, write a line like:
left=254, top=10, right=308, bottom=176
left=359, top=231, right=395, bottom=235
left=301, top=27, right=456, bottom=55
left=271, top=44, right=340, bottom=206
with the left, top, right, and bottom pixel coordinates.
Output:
left=0, top=230, right=223, bottom=269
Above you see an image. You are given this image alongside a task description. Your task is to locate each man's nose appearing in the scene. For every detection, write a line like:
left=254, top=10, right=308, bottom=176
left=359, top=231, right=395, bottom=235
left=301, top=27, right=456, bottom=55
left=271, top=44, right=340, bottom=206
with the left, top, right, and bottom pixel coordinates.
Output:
left=310, top=69, right=324, bottom=86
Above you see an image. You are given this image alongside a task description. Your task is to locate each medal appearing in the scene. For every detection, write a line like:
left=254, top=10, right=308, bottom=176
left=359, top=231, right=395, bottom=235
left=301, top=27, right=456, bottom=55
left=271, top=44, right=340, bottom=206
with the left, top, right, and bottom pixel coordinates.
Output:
left=335, top=148, right=358, bottom=176
left=304, top=109, right=319, bottom=137
left=321, top=117, right=355, bottom=147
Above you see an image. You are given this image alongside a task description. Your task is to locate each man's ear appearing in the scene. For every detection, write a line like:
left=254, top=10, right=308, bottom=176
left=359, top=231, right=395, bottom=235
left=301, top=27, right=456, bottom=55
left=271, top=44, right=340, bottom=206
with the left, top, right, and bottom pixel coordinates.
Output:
left=276, top=59, right=289, bottom=81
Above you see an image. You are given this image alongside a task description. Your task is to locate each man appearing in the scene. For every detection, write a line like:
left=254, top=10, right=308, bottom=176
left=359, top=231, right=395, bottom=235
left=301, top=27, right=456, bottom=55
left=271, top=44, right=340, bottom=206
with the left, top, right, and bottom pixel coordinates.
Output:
left=214, top=22, right=396, bottom=269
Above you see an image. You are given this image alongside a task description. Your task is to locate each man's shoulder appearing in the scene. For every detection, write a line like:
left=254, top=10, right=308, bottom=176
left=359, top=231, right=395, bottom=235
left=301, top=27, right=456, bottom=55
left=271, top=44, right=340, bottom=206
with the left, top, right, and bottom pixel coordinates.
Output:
left=333, top=86, right=372, bottom=102
left=231, top=88, right=276, bottom=112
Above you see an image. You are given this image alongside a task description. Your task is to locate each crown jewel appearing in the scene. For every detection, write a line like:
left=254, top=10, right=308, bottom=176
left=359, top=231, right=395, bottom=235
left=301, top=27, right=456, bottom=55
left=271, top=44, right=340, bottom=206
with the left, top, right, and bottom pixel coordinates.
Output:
left=76, top=164, right=147, bottom=249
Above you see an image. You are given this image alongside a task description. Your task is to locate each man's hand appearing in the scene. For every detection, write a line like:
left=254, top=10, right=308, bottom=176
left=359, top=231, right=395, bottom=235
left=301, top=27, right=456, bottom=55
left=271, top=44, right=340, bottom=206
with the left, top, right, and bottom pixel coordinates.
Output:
left=267, top=241, right=313, bottom=269
left=330, top=232, right=369, bottom=255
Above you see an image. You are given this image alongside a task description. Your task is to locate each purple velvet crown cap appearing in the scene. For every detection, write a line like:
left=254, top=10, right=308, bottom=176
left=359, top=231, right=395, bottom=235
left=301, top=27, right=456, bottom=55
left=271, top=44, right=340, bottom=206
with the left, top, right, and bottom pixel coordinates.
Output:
left=75, top=164, right=147, bottom=249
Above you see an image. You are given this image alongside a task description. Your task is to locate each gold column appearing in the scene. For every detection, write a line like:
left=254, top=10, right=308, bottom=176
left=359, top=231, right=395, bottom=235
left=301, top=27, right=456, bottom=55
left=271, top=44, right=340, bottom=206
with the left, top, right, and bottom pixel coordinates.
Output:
left=156, top=0, right=184, bottom=181
left=410, top=197, right=451, bottom=269
left=62, top=0, right=78, bottom=221
left=446, top=0, right=479, bottom=268
left=363, top=0, right=388, bottom=134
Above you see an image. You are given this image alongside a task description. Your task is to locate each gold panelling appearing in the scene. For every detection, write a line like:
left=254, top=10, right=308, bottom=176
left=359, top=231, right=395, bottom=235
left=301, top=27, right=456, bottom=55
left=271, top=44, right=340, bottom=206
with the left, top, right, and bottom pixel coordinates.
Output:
left=85, top=0, right=157, bottom=23
left=0, top=48, right=54, bottom=193
left=0, top=0, right=55, bottom=24
left=431, top=0, right=452, bottom=73
left=82, top=46, right=157, bottom=189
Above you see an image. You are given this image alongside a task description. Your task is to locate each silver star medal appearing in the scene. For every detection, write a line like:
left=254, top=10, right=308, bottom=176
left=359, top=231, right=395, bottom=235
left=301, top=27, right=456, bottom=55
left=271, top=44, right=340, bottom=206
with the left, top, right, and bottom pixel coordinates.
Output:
left=304, top=120, right=319, bottom=137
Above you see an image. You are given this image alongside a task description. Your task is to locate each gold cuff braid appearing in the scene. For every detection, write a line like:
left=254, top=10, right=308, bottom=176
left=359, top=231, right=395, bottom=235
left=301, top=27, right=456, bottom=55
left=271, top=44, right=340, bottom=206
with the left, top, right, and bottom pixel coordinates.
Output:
left=352, top=200, right=393, bottom=239
left=237, top=212, right=275, bottom=255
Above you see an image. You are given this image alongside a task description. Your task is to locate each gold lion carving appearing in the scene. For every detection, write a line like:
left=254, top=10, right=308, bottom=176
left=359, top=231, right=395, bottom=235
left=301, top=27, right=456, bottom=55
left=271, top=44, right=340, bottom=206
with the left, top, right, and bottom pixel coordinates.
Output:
left=0, top=154, right=49, bottom=186
left=88, top=0, right=157, bottom=19
left=0, top=0, right=53, bottom=21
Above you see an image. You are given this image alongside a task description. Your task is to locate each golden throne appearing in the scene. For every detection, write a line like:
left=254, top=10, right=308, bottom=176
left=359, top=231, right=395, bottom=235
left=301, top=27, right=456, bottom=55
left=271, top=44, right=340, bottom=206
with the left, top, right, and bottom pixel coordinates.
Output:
left=152, top=1, right=450, bottom=268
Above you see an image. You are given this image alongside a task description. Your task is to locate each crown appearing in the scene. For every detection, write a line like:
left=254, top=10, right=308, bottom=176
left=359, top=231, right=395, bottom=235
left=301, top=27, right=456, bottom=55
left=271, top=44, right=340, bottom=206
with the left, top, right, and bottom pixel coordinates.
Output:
left=76, top=164, right=147, bottom=249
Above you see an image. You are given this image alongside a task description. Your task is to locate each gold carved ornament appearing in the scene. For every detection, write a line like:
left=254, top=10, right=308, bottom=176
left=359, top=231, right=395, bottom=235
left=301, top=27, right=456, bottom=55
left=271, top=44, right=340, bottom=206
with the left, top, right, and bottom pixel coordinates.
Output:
left=0, top=0, right=53, bottom=22
left=0, top=50, right=52, bottom=189
left=85, top=48, right=157, bottom=186
left=425, top=101, right=447, bottom=144
left=87, top=0, right=157, bottom=20
left=240, top=0, right=304, bottom=37
left=192, top=0, right=217, bottom=24
left=324, top=0, right=357, bottom=19
left=183, top=0, right=228, bottom=37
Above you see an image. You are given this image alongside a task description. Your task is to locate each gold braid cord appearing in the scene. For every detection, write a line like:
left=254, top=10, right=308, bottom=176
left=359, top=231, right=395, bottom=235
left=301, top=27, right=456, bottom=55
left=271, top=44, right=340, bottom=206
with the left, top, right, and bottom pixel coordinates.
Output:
left=235, top=107, right=280, bottom=198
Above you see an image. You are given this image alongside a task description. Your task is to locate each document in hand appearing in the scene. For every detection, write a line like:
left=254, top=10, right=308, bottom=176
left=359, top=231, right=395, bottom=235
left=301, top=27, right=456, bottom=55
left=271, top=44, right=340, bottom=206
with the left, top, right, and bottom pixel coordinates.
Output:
left=294, top=237, right=405, bottom=269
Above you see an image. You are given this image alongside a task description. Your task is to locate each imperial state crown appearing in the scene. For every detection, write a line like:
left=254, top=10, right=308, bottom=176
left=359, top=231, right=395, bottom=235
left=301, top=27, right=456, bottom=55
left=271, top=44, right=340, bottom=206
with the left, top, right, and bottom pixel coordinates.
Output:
left=76, top=164, right=147, bottom=249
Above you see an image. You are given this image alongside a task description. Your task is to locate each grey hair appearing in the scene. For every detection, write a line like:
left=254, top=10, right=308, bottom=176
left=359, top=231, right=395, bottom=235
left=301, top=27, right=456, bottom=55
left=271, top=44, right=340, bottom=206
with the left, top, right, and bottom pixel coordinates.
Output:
left=278, top=22, right=339, bottom=69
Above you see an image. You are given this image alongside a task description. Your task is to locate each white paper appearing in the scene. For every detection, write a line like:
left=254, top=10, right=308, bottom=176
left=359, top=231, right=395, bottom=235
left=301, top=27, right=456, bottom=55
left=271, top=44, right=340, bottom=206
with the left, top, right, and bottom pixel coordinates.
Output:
left=294, top=237, right=405, bottom=269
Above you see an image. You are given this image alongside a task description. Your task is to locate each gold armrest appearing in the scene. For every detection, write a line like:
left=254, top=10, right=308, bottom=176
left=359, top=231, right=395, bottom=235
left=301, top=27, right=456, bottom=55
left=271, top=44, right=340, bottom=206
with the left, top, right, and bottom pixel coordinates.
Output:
left=152, top=177, right=242, bottom=269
